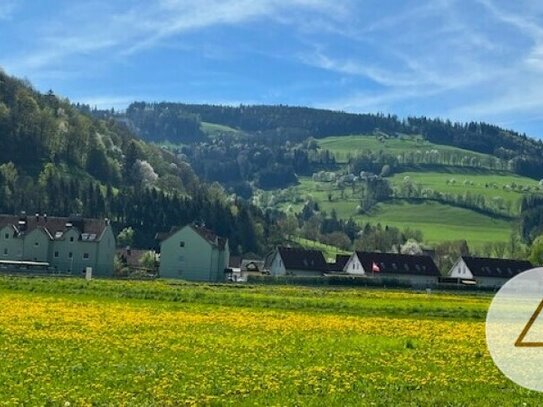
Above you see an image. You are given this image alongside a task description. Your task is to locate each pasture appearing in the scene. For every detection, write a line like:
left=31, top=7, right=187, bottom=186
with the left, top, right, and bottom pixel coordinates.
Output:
left=270, top=177, right=513, bottom=247
left=356, top=200, right=512, bottom=246
left=317, top=134, right=488, bottom=163
left=389, top=170, right=541, bottom=210
left=0, top=277, right=540, bottom=406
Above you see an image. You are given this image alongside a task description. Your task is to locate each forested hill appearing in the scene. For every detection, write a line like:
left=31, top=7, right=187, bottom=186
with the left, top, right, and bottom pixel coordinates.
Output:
left=0, top=71, right=268, bottom=253
left=100, top=102, right=543, bottom=179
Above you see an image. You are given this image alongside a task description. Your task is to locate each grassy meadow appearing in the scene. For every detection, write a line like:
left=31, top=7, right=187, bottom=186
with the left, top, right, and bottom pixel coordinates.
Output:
left=389, top=170, right=540, bottom=210
left=270, top=177, right=514, bottom=247
left=317, top=134, right=487, bottom=163
left=0, top=277, right=540, bottom=405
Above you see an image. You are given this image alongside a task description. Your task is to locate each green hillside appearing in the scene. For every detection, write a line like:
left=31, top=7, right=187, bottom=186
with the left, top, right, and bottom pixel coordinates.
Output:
left=255, top=132, right=543, bottom=249
left=0, top=71, right=268, bottom=253
left=318, top=134, right=488, bottom=163
left=201, top=121, right=241, bottom=137
left=355, top=200, right=512, bottom=246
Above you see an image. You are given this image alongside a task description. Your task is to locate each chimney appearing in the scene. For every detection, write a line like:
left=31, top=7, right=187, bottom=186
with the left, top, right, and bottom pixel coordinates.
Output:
left=43, top=214, right=47, bottom=223
left=126, top=246, right=132, bottom=256
left=35, top=213, right=39, bottom=222
left=18, top=211, right=28, bottom=231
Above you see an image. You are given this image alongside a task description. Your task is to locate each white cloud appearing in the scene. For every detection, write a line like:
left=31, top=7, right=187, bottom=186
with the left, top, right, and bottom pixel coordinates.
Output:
left=3, top=0, right=342, bottom=74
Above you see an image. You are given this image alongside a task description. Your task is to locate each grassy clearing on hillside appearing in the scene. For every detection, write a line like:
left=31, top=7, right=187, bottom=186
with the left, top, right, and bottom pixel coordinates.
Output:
left=268, top=177, right=513, bottom=248
left=290, top=237, right=349, bottom=259
left=0, top=277, right=540, bottom=405
left=356, top=200, right=512, bottom=246
left=318, top=134, right=487, bottom=163
left=390, top=171, right=541, bottom=209
left=201, top=121, right=241, bottom=137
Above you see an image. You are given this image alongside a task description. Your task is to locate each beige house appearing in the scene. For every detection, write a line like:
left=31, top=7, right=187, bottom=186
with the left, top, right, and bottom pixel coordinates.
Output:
left=0, top=213, right=115, bottom=276
left=158, top=224, right=230, bottom=281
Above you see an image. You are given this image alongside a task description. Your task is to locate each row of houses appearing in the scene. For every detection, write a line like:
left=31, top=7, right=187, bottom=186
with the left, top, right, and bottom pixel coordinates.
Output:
left=264, top=247, right=534, bottom=288
left=155, top=226, right=535, bottom=289
left=0, top=213, right=535, bottom=290
left=265, top=247, right=535, bottom=288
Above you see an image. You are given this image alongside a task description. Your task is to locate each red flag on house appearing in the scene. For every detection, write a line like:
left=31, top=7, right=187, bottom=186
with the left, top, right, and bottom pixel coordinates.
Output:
left=372, top=262, right=381, bottom=273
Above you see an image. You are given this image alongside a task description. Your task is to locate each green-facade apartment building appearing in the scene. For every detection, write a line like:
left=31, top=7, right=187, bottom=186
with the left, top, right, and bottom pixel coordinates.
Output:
left=0, top=213, right=115, bottom=276
left=158, top=224, right=230, bottom=281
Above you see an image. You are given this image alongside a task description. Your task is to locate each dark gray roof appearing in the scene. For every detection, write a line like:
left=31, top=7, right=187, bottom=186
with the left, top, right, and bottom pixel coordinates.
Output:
left=278, top=247, right=328, bottom=272
left=327, top=254, right=351, bottom=272
left=461, top=256, right=533, bottom=278
left=355, top=251, right=440, bottom=276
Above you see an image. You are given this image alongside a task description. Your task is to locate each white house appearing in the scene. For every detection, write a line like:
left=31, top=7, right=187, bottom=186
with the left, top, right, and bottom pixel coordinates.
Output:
left=449, top=256, right=533, bottom=288
left=344, top=251, right=440, bottom=287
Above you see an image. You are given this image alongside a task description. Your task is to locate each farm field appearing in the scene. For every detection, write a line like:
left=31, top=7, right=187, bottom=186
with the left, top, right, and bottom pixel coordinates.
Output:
left=317, top=134, right=488, bottom=163
left=268, top=177, right=513, bottom=247
left=0, top=277, right=540, bottom=406
left=355, top=200, right=512, bottom=246
left=389, top=171, right=541, bottom=208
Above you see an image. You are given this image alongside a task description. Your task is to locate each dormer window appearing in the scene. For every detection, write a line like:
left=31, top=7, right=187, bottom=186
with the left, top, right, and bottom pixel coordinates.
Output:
left=179, top=241, right=185, bottom=248
left=4, top=233, right=8, bottom=239
left=70, top=236, right=75, bottom=242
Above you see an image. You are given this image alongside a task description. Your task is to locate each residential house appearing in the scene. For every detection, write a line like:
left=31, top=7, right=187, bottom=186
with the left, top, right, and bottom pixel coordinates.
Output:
left=269, top=247, right=328, bottom=277
left=0, top=213, right=115, bottom=276
left=158, top=224, right=230, bottom=281
left=225, top=258, right=265, bottom=282
left=326, top=254, right=351, bottom=273
left=344, top=251, right=440, bottom=287
left=448, top=256, right=533, bottom=288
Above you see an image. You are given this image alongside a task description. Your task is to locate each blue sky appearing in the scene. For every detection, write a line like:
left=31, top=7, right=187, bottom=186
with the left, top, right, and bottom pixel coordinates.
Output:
left=2, top=0, right=543, bottom=138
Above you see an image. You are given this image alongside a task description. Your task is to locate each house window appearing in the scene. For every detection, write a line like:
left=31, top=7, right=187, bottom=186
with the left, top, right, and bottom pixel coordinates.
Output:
left=68, top=252, right=73, bottom=259
left=83, top=253, right=89, bottom=260
left=54, top=251, right=59, bottom=258
left=3, top=248, right=7, bottom=255
left=179, top=241, right=185, bottom=248
left=70, top=237, right=74, bottom=242
left=178, top=255, right=184, bottom=262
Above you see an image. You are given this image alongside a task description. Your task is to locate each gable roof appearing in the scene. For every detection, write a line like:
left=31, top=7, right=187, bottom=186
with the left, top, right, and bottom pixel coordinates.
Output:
left=278, top=247, right=328, bottom=272
left=192, top=225, right=227, bottom=250
left=355, top=251, right=440, bottom=276
left=460, top=256, right=533, bottom=278
left=117, top=248, right=149, bottom=267
left=158, top=224, right=227, bottom=250
left=327, top=254, right=351, bottom=272
left=0, top=214, right=108, bottom=241
left=241, top=259, right=265, bottom=272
